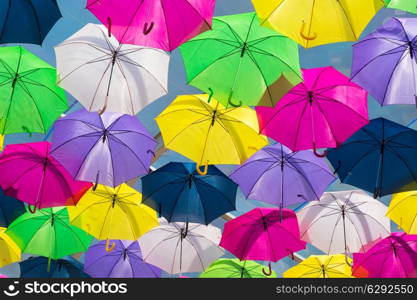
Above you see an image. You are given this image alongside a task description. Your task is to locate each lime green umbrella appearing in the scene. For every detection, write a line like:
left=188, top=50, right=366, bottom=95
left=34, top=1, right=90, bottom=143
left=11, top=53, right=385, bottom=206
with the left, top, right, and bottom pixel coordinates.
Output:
left=385, top=0, right=417, bottom=14
left=179, top=12, right=302, bottom=107
left=199, top=259, right=277, bottom=278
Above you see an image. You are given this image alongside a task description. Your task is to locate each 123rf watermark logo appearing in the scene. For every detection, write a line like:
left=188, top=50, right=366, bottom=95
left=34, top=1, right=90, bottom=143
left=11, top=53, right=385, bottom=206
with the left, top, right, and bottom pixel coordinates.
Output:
left=3, top=281, right=128, bottom=297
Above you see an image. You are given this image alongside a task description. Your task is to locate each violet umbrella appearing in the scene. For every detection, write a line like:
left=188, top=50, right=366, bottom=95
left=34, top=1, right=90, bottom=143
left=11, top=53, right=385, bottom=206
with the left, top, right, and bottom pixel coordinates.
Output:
left=230, top=143, right=335, bottom=208
left=256, top=67, right=369, bottom=156
left=51, top=109, right=157, bottom=187
left=84, top=240, right=161, bottom=278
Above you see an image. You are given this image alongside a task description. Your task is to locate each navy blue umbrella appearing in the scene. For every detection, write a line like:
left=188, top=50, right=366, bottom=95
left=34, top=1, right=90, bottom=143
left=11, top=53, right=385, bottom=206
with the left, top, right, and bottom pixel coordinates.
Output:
left=0, top=188, right=26, bottom=227
left=20, top=256, right=90, bottom=278
left=0, top=0, right=62, bottom=45
left=327, top=118, right=417, bottom=198
left=142, top=162, right=237, bottom=224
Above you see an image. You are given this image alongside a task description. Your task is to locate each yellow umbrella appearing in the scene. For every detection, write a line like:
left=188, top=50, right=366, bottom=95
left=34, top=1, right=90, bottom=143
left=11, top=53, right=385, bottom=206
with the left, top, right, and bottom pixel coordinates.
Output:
left=0, top=227, right=20, bottom=267
left=155, top=94, right=268, bottom=174
left=388, top=187, right=417, bottom=233
left=68, top=184, right=158, bottom=252
left=283, top=255, right=353, bottom=278
left=252, top=0, right=384, bottom=48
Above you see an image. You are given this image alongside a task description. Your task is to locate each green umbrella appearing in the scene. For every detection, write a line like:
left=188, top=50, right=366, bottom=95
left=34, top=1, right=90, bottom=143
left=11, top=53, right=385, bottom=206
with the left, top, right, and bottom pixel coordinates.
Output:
left=199, top=259, right=277, bottom=278
left=385, top=0, right=417, bottom=14
left=0, top=46, right=67, bottom=147
left=179, top=12, right=302, bottom=107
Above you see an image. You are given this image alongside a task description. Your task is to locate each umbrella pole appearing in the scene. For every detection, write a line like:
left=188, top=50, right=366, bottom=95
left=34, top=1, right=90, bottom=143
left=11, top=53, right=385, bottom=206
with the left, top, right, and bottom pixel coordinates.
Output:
left=341, top=209, right=353, bottom=267
left=47, top=256, right=51, bottom=273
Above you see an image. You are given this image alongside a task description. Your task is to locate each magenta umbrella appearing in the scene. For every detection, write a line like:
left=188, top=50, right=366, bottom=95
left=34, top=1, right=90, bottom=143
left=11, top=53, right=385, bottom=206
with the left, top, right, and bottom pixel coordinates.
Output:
left=86, top=0, right=216, bottom=51
left=256, top=67, right=369, bottom=156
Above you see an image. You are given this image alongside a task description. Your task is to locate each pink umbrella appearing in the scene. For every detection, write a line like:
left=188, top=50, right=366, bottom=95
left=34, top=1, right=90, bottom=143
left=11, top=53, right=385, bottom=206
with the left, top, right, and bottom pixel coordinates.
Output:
left=86, top=0, right=216, bottom=51
left=256, top=67, right=369, bottom=156
left=352, top=233, right=417, bottom=278
left=0, top=142, right=92, bottom=212
left=220, top=208, right=306, bottom=275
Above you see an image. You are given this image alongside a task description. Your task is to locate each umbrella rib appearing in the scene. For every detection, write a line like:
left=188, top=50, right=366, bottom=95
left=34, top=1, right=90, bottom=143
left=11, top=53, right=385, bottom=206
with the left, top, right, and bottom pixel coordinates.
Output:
left=19, top=77, right=67, bottom=106
left=19, top=218, right=52, bottom=253
left=55, top=217, right=90, bottom=251
left=26, top=0, right=43, bottom=44
left=292, top=100, right=310, bottom=150
left=213, top=119, right=244, bottom=161
left=383, top=146, right=417, bottom=182
left=57, top=41, right=112, bottom=56
left=335, top=1, right=357, bottom=40
left=185, top=236, right=210, bottom=271
left=68, top=199, right=112, bottom=223
left=284, top=162, right=325, bottom=201
left=354, top=36, right=407, bottom=47
left=258, top=0, right=288, bottom=25
left=314, top=94, right=368, bottom=122
left=194, top=176, right=236, bottom=207
left=214, top=18, right=244, bottom=44
left=313, top=99, right=341, bottom=145
left=113, top=59, right=135, bottom=114
left=334, top=147, right=378, bottom=181
left=184, top=38, right=241, bottom=49
left=88, top=60, right=113, bottom=111
left=347, top=210, right=390, bottom=236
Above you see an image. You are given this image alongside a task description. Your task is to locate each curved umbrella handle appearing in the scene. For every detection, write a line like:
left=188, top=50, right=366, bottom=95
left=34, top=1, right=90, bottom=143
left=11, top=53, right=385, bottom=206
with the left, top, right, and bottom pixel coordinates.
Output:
left=344, top=255, right=353, bottom=267
left=143, top=22, right=155, bottom=35
left=99, top=104, right=107, bottom=115
left=228, top=97, right=242, bottom=108
left=262, top=262, right=272, bottom=276
left=196, top=162, right=208, bottom=176
left=147, top=149, right=156, bottom=158
left=207, top=88, right=214, bottom=103
left=28, top=204, right=37, bottom=214
left=105, top=239, right=116, bottom=252
left=313, top=143, right=327, bottom=158
left=107, top=17, right=112, bottom=37
left=300, top=21, right=317, bottom=41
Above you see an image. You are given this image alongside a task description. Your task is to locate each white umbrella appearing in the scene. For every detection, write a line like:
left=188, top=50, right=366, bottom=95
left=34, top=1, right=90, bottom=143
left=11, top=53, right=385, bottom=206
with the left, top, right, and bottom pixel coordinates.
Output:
left=297, top=190, right=390, bottom=255
left=138, top=219, right=224, bottom=274
left=54, top=23, right=169, bottom=115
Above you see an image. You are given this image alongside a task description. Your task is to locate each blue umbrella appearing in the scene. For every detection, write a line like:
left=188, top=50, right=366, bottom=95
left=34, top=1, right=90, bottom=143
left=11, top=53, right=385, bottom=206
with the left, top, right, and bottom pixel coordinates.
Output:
left=19, top=256, right=90, bottom=278
left=327, top=118, right=417, bottom=198
left=142, top=162, right=237, bottom=224
left=0, top=0, right=62, bottom=45
left=0, top=188, right=26, bottom=227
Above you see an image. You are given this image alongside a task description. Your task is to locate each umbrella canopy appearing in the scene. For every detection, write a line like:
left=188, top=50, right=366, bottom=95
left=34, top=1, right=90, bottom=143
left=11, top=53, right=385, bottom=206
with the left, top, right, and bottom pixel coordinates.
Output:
left=0, top=0, right=62, bottom=45
left=179, top=12, right=302, bottom=107
left=0, top=142, right=91, bottom=211
left=51, top=109, right=157, bottom=187
left=68, top=184, right=158, bottom=247
left=252, top=0, right=384, bottom=48
left=55, top=23, right=169, bottom=115
left=0, top=227, right=20, bottom=268
left=142, top=162, right=237, bottom=224
left=155, top=94, right=268, bottom=167
left=20, top=256, right=90, bottom=278
left=0, top=189, right=26, bottom=227
left=353, top=233, right=417, bottom=278
left=86, top=0, right=216, bottom=52
left=297, top=190, right=391, bottom=255
left=327, top=118, right=417, bottom=198
left=351, top=17, right=417, bottom=106
left=84, top=240, right=161, bottom=278
left=385, top=0, right=417, bottom=15
left=256, top=67, right=369, bottom=154
left=388, top=184, right=417, bottom=234
left=230, top=143, right=335, bottom=207
left=6, top=207, right=93, bottom=260
left=283, top=255, right=353, bottom=278
left=200, top=259, right=277, bottom=278
left=138, top=219, right=224, bottom=274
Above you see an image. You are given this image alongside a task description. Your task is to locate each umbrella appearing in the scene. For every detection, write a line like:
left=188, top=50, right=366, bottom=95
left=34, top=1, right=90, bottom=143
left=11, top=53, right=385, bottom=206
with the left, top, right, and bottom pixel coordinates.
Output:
left=155, top=94, right=268, bottom=168
left=179, top=12, right=302, bottom=107
left=327, top=118, right=417, bottom=198
left=0, top=46, right=68, bottom=148
left=0, top=227, right=20, bottom=268
left=252, top=0, right=384, bottom=48
left=353, top=233, right=417, bottom=278
left=297, top=190, right=391, bottom=255
left=387, top=183, right=417, bottom=233
left=0, top=0, right=62, bottom=45
left=256, top=67, right=369, bottom=155
left=86, top=0, right=216, bottom=52
left=0, top=142, right=91, bottom=212
left=20, top=256, right=90, bottom=278
left=283, top=255, right=353, bottom=278
left=68, top=184, right=158, bottom=251
left=385, top=0, right=417, bottom=15
left=200, top=259, right=277, bottom=278
left=55, top=23, right=169, bottom=115
left=142, top=162, right=237, bottom=224
left=230, top=143, right=335, bottom=208
left=351, top=17, right=417, bottom=106
left=0, top=189, right=26, bottom=227
left=84, top=240, right=161, bottom=278
left=138, top=219, right=224, bottom=274
left=51, top=109, right=157, bottom=187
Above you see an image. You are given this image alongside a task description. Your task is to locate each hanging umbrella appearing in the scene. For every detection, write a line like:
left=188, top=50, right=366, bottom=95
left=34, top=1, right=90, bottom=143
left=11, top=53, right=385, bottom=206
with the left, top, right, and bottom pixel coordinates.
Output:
left=142, top=162, right=237, bottom=224
left=387, top=183, right=417, bottom=233
left=283, top=255, right=353, bottom=278
left=0, top=227, right=20, bottom=268
left=230, top=143, right=335, bottom=208
left=256, top=67, right=369, bottom=155
left=84, top=240, right=161, bottom=278
left=138, top=219, right=224, bottom=274
left=86, top=0, right=215, bottom=52
left=0, top=46, right=68, bottom=148
left=68, top=184, right=158, bottom=251
left=297, top=190, right=390, bottom=255
left=155, top=94, right=268, bottom=168
left=200, top=259, right=277, bottom=278
left=20, top=256, right=90, bottom=278
left=54, top=23, right=169, bottom=115
left=351, top=17, right=417, bottom=106
left=0, top=189, right=26, bottom=227
left=179, top=12, right=302, bottom=107
left=385, top=1, right=417, bottom=16
left=0, top=142, right=91, bottom=212
left=327, top=118, right=417, bottom=198
left=51, top=109, right=157, bottom=187
left=252, top=0, right=384, bottom=48
left=353, top=233, right=417, bottom=278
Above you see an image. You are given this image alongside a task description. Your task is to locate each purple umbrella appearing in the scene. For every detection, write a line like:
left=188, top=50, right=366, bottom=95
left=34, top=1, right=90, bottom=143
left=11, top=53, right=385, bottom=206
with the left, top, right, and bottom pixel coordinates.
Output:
left=51, top=109, right=156, bottom=187
left=230, top=143, right=335, bottom=208
left=84, top=240, right=161, bottom=278
left=351, top=17, right=417, bottom=106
